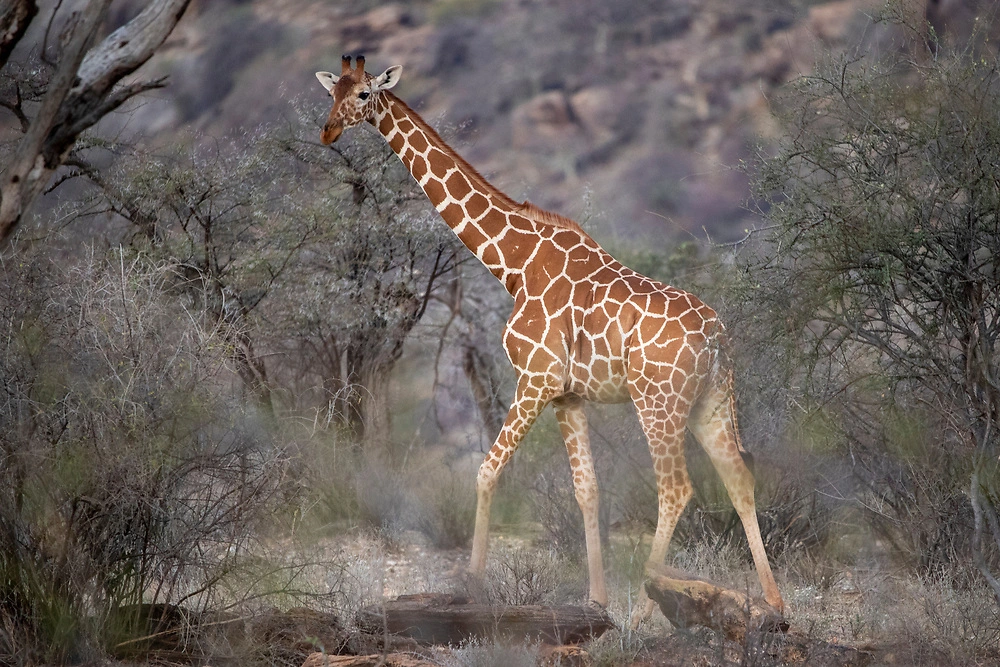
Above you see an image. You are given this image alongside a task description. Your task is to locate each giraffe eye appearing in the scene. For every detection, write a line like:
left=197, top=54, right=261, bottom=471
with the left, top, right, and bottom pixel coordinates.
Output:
left=358, top=90, right=370, bottom=101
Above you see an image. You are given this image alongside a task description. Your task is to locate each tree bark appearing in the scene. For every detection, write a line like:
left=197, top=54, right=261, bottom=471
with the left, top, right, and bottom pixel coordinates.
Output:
left=228, top=321, right=275, bottom=420
left=0, top=0, right=192, bottom=243
left=359, top=366, right=391, bottom=449
left=970, top=467, right=1000, bottom=607
left=0, top=0, right=37, bottom=69
left=355, top=593, right=614, bottom=646
left=462, top=341, right=506, bottom=437
left=302, top=654, right=434, bottom=667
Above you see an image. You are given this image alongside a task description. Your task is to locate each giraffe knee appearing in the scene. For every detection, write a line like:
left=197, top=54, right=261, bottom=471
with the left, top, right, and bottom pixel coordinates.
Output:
left=574, top=481, right=599, bottom=511
left=677, top=482, right=694, bottom=509
left=731, top=488, right=758, bottom=516
left=658, top=481, right=693, bottom=516
left=476, top=460, right=500, bottom=496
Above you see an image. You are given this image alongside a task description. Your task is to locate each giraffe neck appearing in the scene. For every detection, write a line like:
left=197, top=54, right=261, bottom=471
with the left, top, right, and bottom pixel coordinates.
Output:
left=373, top=92, right=534, bottom=293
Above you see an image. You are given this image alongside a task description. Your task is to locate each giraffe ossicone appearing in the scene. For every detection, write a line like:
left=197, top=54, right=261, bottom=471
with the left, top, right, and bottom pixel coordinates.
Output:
left=315, top=56, right=785, bottom=621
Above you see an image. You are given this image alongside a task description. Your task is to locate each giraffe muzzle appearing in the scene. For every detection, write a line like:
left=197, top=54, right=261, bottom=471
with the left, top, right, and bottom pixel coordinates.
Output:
left=321, top=123, right=343, bottom=145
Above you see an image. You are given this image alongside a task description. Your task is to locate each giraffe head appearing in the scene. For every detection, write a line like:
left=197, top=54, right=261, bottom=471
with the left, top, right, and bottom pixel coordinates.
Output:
left=316, top=55, right=402, bottom=145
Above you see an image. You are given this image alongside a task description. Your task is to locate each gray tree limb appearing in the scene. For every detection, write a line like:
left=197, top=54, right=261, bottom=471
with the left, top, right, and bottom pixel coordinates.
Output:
left=970, top=468, right=1000, bottom=607
left=0, top=0, right=191, bottom=244
left=0, top=1, right=111, bottom=235
left=0, top=0, right=37, bottom=69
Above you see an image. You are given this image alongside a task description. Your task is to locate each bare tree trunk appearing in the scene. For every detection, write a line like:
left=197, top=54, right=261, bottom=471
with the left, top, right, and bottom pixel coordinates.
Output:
left=359, top=367, right=391, bottom=450
left=461, top=341, right=506, bottom=437
left=328, top=357, right=392, bottom=450
left=971, top=463, right=1000, bottom=607
left=320, top=289, right=425, bottom=449
left=231, top=327, right=275, bottom=420
left=444, top=270, right=508, bottom=439
left=318, top=344, right=386, bottom=448
left=0, top=0, right=37, bottom=69
left=0, top=0, right=192, bottom=243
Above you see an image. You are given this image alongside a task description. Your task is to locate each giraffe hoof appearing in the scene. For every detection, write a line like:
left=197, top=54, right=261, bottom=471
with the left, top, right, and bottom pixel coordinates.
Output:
left=628, top=598, right=656, bottom=631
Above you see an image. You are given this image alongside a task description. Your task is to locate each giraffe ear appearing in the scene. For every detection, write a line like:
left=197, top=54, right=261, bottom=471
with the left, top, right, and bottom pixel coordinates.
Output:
left=373, top=65, right=402, bottom=91
left=315, top=71, right=338, bottom=92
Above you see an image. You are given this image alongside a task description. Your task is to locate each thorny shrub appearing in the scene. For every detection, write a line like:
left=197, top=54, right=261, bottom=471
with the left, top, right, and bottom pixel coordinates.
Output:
left=0, top=247, right=292, bottom=664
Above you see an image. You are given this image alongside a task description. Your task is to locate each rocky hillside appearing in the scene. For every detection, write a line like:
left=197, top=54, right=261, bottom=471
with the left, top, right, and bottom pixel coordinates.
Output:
left=134, top=0, right=988, bottom=242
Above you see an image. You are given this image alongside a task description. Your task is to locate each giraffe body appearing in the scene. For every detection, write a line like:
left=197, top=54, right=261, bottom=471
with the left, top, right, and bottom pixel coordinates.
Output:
left=315, top=57, right=784, bottom=620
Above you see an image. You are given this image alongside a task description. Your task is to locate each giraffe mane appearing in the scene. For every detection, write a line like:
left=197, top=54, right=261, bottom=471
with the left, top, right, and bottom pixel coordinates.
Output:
left=515, top=201, right=591, bottom=238
left=385, top=92, right=592, bottom=240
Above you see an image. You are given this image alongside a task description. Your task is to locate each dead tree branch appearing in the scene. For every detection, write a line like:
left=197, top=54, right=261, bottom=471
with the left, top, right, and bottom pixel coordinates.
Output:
left=0, top=0, right=191, bottom=244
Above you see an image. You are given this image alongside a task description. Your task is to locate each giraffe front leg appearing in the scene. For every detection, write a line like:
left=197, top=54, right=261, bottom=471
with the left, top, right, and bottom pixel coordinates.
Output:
left=553, top=396, right=608, bottom=608
left=469, top=378, right=553, bottom=582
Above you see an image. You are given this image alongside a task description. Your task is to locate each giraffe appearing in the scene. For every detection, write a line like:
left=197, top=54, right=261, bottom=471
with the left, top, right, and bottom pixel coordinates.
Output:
left=315, top=55, right=785, bottom=621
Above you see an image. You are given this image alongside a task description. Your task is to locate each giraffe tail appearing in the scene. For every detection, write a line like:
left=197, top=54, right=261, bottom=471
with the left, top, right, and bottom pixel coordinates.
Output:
left=725, top=366, right=755, bottom=474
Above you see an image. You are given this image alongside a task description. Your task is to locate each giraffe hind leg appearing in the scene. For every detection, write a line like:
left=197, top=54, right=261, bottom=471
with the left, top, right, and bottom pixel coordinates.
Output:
left=628, top=393, right=693, bottom=628
left=553, top=396, right=608, bottom=607
left=688, top=373, right=785, bottom=614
